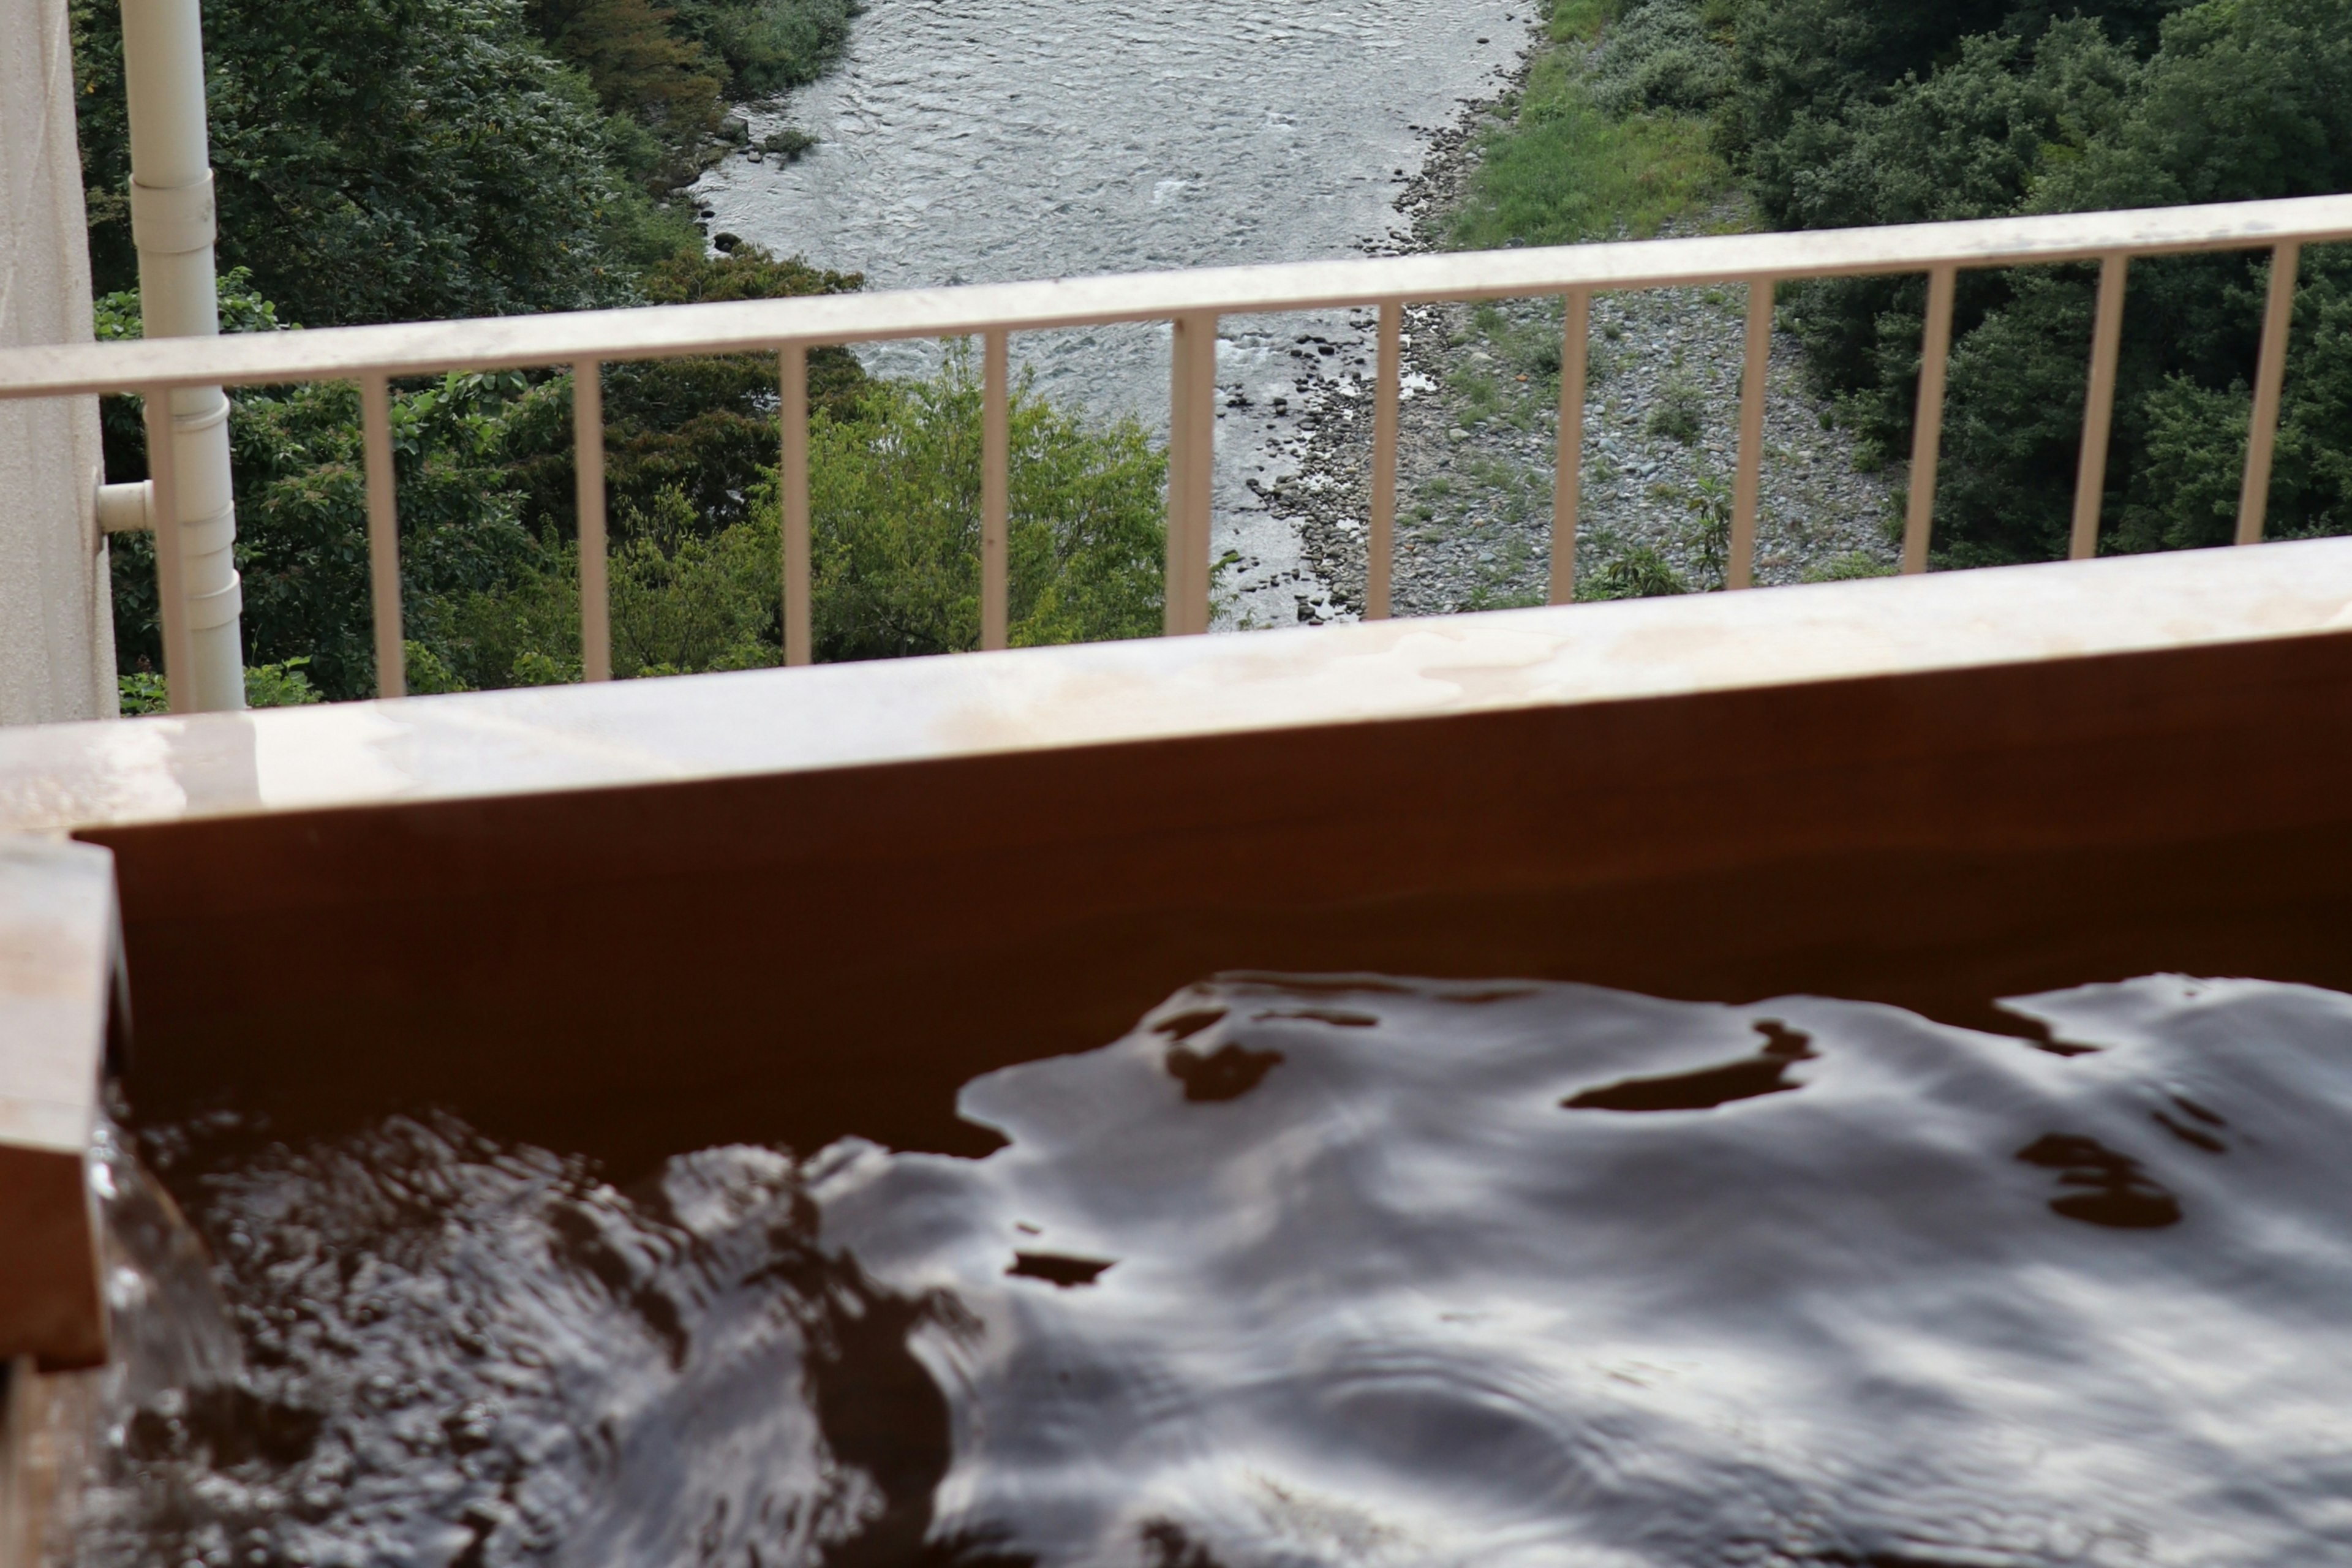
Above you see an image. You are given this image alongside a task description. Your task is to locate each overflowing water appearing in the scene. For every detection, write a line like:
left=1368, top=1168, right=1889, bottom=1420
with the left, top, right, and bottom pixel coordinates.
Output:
left=692, top=0, right=1535, bottom=627
left=53, top=973, right=2352, bottom=1566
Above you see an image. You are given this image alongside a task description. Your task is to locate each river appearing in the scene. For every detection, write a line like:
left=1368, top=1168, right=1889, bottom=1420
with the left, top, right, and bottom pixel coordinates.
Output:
left=692, top=0, right=1536, bottom=628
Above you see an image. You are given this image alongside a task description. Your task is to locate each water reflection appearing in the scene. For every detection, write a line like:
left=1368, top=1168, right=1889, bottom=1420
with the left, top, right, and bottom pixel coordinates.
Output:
left=66, top=973, right=2352, bottom=1565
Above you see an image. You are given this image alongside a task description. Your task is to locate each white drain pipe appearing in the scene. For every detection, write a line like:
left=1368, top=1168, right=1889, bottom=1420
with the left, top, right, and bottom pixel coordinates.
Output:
left=119, top=0, right=241, bottom=710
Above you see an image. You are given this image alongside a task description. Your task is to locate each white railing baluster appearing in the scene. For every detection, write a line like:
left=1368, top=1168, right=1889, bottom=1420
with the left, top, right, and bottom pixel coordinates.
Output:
left=780, top=343, right=811, bottom=666
left=982, top=330, right=1010, bottom=650
left=1167, top=312, right=1217, bottom=636
left=573, top=360, right=611, bottom=682
left=2071, top=254, right=2130, bottom=561
left=2237, top=241, right=2302, bottom=547
left=1368, top=301, right=1401, bottom=620
left=1551, top=286, right=1591, bottom=603
left=1728, top=278, right=1774, bottom=591
left=359, top=374, right=404, bottom=698
left=11, top=198, right=2351, bottom=695
left=1902, top=265, right=1958, bottom=575
left=141, top=384, right=192, bottom=713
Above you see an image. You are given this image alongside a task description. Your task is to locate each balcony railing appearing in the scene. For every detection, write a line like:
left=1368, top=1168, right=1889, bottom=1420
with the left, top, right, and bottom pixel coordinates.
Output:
left=3, top=194, right=2349, bottom=713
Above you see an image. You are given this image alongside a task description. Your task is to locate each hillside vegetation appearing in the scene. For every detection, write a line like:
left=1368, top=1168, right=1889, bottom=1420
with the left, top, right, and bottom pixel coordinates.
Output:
left=72, top=0, right=1166, bottom=704
left=1457, top=0, right=2352, bottom=566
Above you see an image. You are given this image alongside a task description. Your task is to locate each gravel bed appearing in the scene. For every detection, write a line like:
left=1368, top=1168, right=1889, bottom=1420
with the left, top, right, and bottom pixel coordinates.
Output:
left=1258, top=67, right=1902, bottom=620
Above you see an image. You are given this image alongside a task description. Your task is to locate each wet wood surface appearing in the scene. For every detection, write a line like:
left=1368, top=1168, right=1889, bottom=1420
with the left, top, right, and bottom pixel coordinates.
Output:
left=0, top=838, right=117, bottom=1368
left=4, top=542, right=2350, bottom=1174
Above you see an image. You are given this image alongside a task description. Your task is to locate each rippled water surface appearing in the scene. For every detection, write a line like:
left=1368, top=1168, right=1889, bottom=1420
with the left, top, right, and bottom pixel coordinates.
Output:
left=64, top=974, right=2352, bottom=1566
left=694, top=0, right=1533, bottom=625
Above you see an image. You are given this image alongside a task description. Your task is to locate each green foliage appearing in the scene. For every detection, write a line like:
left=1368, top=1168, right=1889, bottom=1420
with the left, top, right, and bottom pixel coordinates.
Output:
left=761, top=126, right=820, bottom=160
left=117, top=658, right=327, bottom=716
left=169, top=370, right=540, bottom=699
left=1801, top=551, right=1898, bottom=582
left=527, top=0, right=723, bottom=137
left=115, top=671, right=166, bottom=717
left=428, top=485, right=775, bottom=685
left=809, top=346, right=1166, bottom=659
left=244, top=658, right=330, bottom=707
left=521, top=0, right=854, bottom=185
left=1588, top=0, right=1733, bottom=117
left=1580, top=544, right=1692, bottom=599
left=1727, top=0, right=2352, bottom=564
left=668, top=0, right=856, bottom=97
left=1716, top=0, right=2183, bottom=207
left=71, top=0, right=657, bottom=325
left=1647, top=377, right=1708, bottom=443
left=1681, top=470, right=1733, bottom=580
left=499, top=245, right=872, bottom=536
left=119, top=341, right=1163, bottom=697
left=1450, top=0, right=1728, bottom=252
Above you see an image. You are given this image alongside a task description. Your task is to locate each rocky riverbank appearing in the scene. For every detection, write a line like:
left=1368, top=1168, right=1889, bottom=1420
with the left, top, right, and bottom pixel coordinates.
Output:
left=1261, top=40, right=1902, bottom=619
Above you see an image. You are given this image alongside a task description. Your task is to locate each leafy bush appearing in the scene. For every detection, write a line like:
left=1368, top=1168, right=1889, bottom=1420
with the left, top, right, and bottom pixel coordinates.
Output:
left=1801, top=551, right=1898, bottom=582
left=355, top=349, right=1165, bottom=688
left=97, top=273, right=541, bottom=699
left=525, top=0, right=723, bottom=138
left=522, top=0, right=855, bottom=186
left=498, top=244, right=872, bottom=538
left=1680, top=470, right=1733, bottom=581
left=1449, top=0, right=1728, bottom=251
left=669, top=0, right=856, bottom=97
left=118, top=658, right=327, bottom=716
left=809, top=347, right=1166, bottom=659
left=1580, top=544, right=1692, bottom=599
left=70, top=0, right=661, bottom=325
left=761, top=127, right=820, bottom=160
left=1646, top=379, right=1708, bottom=443
left=1588, top=0, right=1734, bottom=119
left=1724, top=0, right=2352, bottom=564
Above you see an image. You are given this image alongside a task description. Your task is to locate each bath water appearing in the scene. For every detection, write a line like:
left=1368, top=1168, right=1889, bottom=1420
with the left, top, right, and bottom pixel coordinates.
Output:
left=56, top=973, right=2352, bottom=1566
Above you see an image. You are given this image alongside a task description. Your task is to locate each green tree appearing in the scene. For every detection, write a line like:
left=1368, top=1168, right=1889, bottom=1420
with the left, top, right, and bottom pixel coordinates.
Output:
left=1730, top=0, right=2352, bottom=564
left=1719, top=0, right=2184, bottom=216
left=516, top=0, right=855, bottom=190
left=71, top=0, right=663, bottom=325
left=809, top=347, right=1167, bottom=659
left=434, top=349, right=1168, bottom=684
left=498, top=244, right=872, bottom=540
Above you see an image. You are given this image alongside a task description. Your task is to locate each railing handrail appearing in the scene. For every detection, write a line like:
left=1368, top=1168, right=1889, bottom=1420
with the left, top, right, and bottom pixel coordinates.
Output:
left=15, top=192, right=2349, bottom=714
left=2, top=194, right=2348, bottom=399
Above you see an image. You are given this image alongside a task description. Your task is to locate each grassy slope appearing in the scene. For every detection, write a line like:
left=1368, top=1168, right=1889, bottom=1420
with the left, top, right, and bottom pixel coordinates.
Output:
left=1447, top=0, right=1728, bottom=252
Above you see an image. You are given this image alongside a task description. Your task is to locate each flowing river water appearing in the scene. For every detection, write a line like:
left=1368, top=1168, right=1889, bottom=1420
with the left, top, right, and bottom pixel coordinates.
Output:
left=691, top=0, right=1538, bottom=628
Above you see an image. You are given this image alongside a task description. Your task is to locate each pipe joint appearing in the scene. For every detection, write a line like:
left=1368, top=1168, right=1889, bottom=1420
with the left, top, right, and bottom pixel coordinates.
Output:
left=175, top=501, right=237, bottom=559
left=184, top=573, right=242, bottom=632
left=128, top=170, right=216, bottom=257
left=168, top=387, right=230, bottom=434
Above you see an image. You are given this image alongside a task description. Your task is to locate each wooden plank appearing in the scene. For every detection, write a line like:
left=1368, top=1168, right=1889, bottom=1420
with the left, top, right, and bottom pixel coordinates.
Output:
left=4, top=539, right=2350, bottom=833
left=0, top=837, right=116, bottom=1370
left=1, top=1352, right=99, bottom=1568
left=1, top=545, right=2347, bottom=1175
left=1, top=196, right=2349, bottom=399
